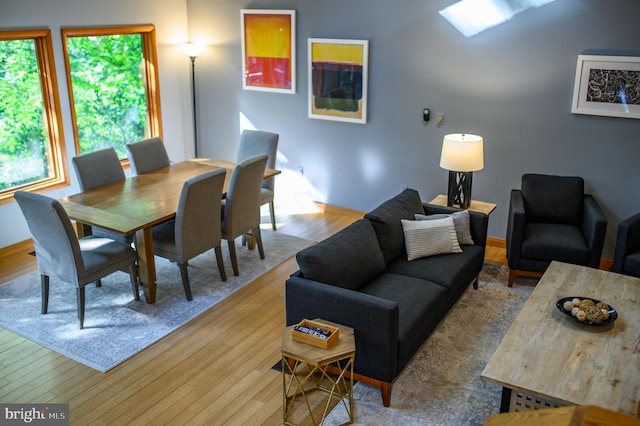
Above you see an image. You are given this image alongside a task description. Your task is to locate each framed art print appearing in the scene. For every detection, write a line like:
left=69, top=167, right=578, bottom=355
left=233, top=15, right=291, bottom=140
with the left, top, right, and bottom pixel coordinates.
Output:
left=241, top=9, right=295, bottom=94
left=308, top=38, right=369, bottom=124
left=571, top=54, right=640, bottom=119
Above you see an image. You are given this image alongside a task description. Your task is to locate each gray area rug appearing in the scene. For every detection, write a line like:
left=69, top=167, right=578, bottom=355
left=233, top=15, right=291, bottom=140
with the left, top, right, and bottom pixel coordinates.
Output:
left=325, top=264, right=538, bottom=425
left=0, top=230, right=311, bottom=372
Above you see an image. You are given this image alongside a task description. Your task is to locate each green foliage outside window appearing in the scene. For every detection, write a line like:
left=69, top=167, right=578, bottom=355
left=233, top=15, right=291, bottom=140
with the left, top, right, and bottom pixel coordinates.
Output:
left=0, top=39, right=50, bottom=190
left=66, top=34, right=149, bottom=158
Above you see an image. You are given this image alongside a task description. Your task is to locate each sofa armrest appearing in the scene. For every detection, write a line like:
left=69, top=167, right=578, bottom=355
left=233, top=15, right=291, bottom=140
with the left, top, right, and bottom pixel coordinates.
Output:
left=285, top=276, right=399, bottom=383
left=422, top=203, right=489, bottom=248
left=506, top=189, right=526, bottom=269
left=582, top=195, right=607, bottom=268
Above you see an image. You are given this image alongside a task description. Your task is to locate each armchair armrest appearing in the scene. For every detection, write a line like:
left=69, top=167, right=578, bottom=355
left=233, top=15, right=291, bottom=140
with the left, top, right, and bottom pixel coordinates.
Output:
left=613, top=212, right=640, bottom=273
left=582, top=195, right=607, bottom=268
left=285, top=276, right=399, bottom=383
left=506, top=189, right=526, bottom=268
left=421, top=203, right=489, bottom=248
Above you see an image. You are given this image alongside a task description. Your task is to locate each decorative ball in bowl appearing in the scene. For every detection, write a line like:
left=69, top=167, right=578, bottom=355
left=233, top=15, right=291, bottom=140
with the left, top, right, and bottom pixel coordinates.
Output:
left=556, top=297, right=617, bottom=326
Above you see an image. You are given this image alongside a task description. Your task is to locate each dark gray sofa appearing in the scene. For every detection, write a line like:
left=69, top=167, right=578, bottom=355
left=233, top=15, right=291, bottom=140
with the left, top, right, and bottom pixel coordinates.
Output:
left=285, top=189, right=489, bottom=406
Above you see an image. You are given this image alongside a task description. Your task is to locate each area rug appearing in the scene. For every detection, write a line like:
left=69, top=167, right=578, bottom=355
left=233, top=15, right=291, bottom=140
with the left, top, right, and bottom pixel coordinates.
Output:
left=0, top=230, right=311, bottom=372
left=324, top=264, right=538, bottom=425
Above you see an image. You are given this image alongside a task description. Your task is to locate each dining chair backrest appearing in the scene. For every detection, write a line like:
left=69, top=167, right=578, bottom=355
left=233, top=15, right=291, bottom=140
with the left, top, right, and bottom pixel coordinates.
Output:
left=126, top=137, right=171, bottom=175
left=222, top=154, right=268, bottom=239
left=15, top=191, right=82, bottom=283
left=72, top=147, right=125, bottom=191
left=175, top=168, right=227, bottom=259
left=236, top=130, right=278, bottom=192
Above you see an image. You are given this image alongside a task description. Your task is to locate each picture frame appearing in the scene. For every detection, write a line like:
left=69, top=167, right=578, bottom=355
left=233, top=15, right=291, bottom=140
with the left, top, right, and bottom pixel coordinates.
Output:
left=241, top=9, right=296, bottom=94
left=308, top=38, right=369, bottom=124
left=571, top=54, right=640, bottom=119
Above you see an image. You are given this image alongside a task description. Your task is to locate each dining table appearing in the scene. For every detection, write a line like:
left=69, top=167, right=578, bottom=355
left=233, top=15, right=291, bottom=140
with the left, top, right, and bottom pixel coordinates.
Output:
left=59, top=158, right=280, bottom=304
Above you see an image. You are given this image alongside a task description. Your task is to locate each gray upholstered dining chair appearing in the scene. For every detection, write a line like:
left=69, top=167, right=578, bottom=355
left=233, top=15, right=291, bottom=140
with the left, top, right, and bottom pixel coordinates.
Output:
left=236, top=130, right=279, bottom=230
left=125, top=137, right=171, bottom=175
left=14, top=191, right=139, bottom=329
left=221, top=154, right=268, bottom=276
left=71, top=148, right=131, bottom=245
left=151, top=168, right=227, bottom=300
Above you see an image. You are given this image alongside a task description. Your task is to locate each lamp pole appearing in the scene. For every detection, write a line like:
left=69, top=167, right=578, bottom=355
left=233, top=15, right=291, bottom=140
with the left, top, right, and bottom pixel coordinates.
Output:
left=189, top=55, right=198, bottom=157
left=180, top=43, right=204, bottom=158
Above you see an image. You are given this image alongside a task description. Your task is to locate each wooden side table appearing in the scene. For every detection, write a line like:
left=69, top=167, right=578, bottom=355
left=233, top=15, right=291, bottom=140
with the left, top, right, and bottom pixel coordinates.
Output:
left=281, top=320, right=355, bottom=426
left=429, top=194, right=497, bottom=216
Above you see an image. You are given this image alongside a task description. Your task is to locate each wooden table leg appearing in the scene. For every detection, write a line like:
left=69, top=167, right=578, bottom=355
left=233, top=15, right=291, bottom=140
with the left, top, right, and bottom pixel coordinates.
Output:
left=76, top=222, right=93, bottom=238
left=135, top=227, right=157, bottom=304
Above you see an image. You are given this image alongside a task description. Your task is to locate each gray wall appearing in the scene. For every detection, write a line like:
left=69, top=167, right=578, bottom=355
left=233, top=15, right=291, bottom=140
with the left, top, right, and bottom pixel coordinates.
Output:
left=1, top=0, right=639, bottom=261
left=189, top=0, right=640, bottom=257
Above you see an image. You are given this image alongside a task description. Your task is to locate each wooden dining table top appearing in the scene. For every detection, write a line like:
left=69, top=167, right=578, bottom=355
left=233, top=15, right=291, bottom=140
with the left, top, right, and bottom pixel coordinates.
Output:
left=60, top=158, right=279, bottom=236
left=59, top=158, right=280, bottom=304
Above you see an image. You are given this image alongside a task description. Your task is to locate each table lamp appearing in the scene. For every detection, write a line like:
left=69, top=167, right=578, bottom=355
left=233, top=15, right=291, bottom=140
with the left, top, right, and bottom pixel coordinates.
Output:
left=439, top=133, right=484, bottom=209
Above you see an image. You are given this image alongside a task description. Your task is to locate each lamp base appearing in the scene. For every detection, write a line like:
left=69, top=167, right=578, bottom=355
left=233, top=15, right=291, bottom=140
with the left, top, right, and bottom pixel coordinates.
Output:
left=447, top=171, right=473, bottom=209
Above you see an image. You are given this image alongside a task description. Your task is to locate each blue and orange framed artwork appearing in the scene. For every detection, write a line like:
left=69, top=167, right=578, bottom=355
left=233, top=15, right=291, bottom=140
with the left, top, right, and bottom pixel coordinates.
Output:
left=308, top=38, right=369, bottom=124
left=241, top=9, right=296, bottom=94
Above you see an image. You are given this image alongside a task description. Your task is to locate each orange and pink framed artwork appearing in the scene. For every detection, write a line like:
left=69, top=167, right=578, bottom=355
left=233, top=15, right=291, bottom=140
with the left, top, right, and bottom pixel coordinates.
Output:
left=241, top=9, right=296, bottom=94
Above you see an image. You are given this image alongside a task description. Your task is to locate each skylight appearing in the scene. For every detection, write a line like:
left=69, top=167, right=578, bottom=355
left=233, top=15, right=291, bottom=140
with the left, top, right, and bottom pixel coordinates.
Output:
left=439, top=0, right=557, bottom=38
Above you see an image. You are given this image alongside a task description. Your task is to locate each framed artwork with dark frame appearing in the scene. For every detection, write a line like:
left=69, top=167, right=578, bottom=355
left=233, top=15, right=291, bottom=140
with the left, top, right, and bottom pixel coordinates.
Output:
left=571, top=54, right=640, bottom=119
left=308, top=38, right=369, bottom=124
left=241, top=9, right=296, bottom=94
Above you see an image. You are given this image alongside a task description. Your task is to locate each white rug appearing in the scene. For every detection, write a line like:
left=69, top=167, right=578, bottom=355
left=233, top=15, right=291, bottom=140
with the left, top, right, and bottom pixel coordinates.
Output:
left=0, top=230, right=311, bottom=372
left=325, top=264, right=538, bottom=425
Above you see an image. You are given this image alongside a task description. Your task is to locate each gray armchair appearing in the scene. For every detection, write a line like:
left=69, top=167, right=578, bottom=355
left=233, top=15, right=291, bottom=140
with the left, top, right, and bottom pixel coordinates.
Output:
left=14, top=191, right=139, bottom=329
left=152, top=168, right=227, bottom=300
left=221, top=154, right=268, bottom=276
left=125, top=137, right=171, bottom=175
left=236, top=130, right=279, bottom=230
left=506, top=174, right=607, bottom=286
left=612, top=212, right=640, bottom=278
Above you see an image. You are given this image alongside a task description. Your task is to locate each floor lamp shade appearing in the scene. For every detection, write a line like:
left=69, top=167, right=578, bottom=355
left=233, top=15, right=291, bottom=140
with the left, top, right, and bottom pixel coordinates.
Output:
left=440, top=133, right=484, bottom=209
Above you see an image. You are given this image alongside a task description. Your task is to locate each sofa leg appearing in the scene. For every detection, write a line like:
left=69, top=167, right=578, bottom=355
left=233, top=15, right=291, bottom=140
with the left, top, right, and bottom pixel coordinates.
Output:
left=380, top=382, right=392, bottom=407
left=508, top=269, right=517, bottom=287
left=472, top=277, right=478, bottom=290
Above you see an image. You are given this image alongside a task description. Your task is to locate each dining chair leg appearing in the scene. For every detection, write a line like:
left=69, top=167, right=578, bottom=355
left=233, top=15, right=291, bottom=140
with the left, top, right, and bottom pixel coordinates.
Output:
left=178, top=263, right=193, bottom=301
left=214, top=246, right=227, bottom=281
left=254, top=226, right=265, bottom=260
left=95, top=279, right=102, bottom=287
left=269, top=201, right=276, bottom=230
left=228, top=240, right=239, bottom=276
left=40, top=274, right=49, bottom=315
left=129, top=264, right=140, bottom=301
left=77, top=286, right=85, bottom=329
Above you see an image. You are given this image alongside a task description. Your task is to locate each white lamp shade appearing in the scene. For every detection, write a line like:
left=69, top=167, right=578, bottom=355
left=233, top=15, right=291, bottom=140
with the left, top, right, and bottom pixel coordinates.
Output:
left=180, top=43, right=205, bottom=58
left=439, top=133, right=484, bottom=172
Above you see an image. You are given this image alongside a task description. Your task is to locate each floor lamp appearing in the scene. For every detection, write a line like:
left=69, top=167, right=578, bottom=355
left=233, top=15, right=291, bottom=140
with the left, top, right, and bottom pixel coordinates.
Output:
left=439, top=133, right=484, bottom=209
left=180, top=43, right=204, bottom=158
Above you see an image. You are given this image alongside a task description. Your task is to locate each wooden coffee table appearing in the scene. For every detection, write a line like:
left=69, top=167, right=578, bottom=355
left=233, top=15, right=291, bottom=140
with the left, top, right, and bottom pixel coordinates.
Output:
left=481, top=261, right=640, bottom=417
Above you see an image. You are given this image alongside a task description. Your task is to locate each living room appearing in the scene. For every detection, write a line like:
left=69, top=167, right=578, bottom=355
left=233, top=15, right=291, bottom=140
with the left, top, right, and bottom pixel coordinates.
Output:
left=1, top=0, right=639, bottom=424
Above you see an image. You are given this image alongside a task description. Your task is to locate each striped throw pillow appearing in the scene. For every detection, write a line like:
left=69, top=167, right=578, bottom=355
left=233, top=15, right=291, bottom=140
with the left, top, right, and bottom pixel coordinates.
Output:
left=401, top=216, right=462, bottom=261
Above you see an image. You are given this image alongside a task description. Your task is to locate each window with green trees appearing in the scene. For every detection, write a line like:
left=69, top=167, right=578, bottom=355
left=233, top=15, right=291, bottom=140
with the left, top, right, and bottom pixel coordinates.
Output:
left=0, top=30, right=67, bottom=202
left=61, top=25, right=163, bottom=160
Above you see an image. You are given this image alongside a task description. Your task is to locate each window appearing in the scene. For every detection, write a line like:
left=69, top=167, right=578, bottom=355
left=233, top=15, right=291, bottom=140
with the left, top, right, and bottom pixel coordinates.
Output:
left=61, top=25, right=163, bottom=159
left=0, top=30, right=68, bottom=203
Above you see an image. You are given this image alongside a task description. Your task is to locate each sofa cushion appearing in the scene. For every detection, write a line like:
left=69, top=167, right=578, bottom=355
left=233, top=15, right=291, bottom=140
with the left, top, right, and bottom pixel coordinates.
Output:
left=415, top=210, right=474, bottom=245
left=361, top=273, right=448, bottom=373
left=296, top=219, right=385, bottom=291
left=401, top=217, right=461, bottom=260
left=521, top=174, right=584, bottom=226
left=387, top=245, right=484, bottom=304
left=364, top=189, right=425, bottom=265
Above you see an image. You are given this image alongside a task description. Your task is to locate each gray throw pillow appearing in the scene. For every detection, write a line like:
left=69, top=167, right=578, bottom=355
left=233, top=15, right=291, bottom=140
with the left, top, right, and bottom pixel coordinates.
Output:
left=415, top=210, right=474, bottom=245
left=401, top=217, right=462, bottom=261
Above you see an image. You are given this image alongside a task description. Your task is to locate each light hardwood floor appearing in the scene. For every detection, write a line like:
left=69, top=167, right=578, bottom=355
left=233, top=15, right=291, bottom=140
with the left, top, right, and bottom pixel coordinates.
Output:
left=0, top=205, right=507, bottom=425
